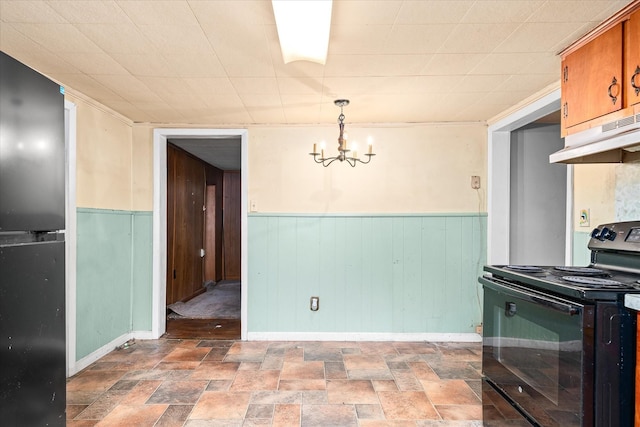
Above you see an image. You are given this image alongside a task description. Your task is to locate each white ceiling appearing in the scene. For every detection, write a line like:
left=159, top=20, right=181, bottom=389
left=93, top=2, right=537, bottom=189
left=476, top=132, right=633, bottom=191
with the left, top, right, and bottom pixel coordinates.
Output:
left=0, top=0, right=633, bottom=127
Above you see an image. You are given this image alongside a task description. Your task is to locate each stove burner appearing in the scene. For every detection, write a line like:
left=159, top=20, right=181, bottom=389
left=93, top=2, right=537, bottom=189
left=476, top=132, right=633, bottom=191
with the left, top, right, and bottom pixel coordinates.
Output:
left=554, top=266, right=606, bottom=276
left=506, top=265, right=544, bottom=273
left=562, top=276, right=624, bottom=288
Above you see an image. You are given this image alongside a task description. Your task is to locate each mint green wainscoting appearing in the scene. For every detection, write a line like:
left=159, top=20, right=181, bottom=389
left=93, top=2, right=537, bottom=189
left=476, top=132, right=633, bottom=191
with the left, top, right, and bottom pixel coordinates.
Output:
left=76, top=208, right=152, bottom=359
left=248, top=214, right=487, bottom=334
left=573, top=231, right=592, bottom=266
left=131, top=211, right=153, bottom=331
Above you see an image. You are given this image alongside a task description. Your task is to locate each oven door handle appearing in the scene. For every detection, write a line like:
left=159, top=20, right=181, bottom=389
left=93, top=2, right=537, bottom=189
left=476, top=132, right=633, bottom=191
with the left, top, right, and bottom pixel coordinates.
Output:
left=480, top=276, right=582, bottom=316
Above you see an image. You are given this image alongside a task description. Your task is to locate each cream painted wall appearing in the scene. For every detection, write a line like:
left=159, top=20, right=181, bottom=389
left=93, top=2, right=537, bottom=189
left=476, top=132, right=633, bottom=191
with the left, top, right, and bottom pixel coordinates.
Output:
left=573, top=164, right=621, bottom=229
left=249, top=124, right=487, bottom=213
left=67, top=92, right=134, bottom=211
left=573, top=163, right=640, bottom=233
left=131, top=125, right=154, bottom=211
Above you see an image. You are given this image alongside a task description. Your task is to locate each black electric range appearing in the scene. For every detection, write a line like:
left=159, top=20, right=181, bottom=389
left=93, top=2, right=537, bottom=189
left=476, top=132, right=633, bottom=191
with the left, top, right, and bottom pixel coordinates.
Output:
left=480, top=220, right=640, bottom=427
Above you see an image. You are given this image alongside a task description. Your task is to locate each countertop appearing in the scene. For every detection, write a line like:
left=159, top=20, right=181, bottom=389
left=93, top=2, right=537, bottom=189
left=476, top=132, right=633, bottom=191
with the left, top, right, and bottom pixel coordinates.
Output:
left=624, top=294, right=640, bottom=311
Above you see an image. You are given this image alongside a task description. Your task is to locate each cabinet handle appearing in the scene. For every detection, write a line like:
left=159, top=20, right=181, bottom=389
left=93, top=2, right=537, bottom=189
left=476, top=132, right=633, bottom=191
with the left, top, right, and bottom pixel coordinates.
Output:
left=607, top=76, right=619, bottom=105
left=632, top=66, right=640, bottom=96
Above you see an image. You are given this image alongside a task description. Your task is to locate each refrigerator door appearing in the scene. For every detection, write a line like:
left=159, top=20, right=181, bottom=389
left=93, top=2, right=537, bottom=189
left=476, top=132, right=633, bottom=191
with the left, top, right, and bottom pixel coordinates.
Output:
left=0, top=51, right=65, bottom=232
left=0, top=238, right=66, bottom=425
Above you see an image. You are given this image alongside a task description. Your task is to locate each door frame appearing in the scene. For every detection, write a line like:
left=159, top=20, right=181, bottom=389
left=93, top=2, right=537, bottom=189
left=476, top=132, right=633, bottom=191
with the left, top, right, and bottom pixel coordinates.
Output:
left=487, top=88, right=574, bottom=265
left=65, top=100, right=78, bottom=376
left=152, top=128, right=248, bottom=340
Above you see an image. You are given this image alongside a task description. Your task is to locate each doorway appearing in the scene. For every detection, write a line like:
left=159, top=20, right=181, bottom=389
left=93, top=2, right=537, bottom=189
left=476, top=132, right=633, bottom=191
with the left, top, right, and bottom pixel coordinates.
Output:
left=164, top=141, right=241, bottom=339
left=152, top=128, right=249, bottom=340
left=487, top=89, right=573, bottom=265
left=509, top=122, right=566, bottom=265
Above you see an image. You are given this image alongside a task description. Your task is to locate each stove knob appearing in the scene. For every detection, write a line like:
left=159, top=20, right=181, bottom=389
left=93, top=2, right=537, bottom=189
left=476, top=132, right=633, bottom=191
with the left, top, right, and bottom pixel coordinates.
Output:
left=591, top=228, right=602, bottom=240
left=601, top=227, right=616, bottom=241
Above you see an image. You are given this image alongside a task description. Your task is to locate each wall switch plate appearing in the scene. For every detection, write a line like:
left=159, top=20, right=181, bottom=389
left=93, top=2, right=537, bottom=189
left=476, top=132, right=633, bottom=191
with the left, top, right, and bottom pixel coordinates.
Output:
left=250, top=200, right=257, bottom=212
left=310, top=296, right=319, bottom=311
left=471, top=176, right=481, bottom=189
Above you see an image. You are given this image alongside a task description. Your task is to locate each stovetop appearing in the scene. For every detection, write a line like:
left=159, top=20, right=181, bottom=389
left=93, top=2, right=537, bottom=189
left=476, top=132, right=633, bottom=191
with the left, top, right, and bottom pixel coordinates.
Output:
left=484, top=221, right=640, bottom=302
left=484, top=264, right=640, bottom=301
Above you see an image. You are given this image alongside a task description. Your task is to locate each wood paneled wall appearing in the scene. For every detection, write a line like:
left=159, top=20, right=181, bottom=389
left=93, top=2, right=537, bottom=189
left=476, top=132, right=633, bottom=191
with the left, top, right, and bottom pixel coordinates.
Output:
left=166, top=145, right=206, bottom=305
left=166, top=144, right=241, bottom=305
left=223, top=171, right=241, bottom=280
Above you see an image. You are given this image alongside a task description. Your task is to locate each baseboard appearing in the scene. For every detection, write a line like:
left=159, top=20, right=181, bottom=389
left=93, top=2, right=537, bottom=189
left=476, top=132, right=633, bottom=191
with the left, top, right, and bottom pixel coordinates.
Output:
left=70, top=332, right=134, bottom=376
left=247, top=332, right=482, bottom=342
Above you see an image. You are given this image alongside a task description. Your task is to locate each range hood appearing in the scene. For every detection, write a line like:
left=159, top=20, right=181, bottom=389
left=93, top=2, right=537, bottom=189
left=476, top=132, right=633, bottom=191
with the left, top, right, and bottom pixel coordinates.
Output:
left=550, top=113, right=640, bottom=164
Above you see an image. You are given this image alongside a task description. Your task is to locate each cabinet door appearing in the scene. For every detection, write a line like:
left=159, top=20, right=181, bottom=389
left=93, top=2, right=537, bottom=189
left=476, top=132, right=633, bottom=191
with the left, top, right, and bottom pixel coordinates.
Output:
left=625, top=9, right=640, bottom=107
left=561, top=23, right=623, bottom=131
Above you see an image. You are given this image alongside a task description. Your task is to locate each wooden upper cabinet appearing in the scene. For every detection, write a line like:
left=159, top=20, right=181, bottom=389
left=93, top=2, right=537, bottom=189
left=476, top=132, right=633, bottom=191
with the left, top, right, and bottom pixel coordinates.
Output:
left=561, top=23, right=623, bottom=132
left=625, top=8, right=640, bottom=108
left=560, top=2, right=640, bottom=136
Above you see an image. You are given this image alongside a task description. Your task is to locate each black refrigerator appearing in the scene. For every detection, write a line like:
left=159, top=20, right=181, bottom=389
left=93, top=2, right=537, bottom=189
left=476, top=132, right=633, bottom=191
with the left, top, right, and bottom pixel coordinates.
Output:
left=0, top=51, right=66, bottom=425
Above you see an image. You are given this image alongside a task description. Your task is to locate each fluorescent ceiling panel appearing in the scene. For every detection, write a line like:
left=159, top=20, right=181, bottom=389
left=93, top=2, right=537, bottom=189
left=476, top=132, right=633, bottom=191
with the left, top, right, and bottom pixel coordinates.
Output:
left=272, top=0, right=332, bottom=65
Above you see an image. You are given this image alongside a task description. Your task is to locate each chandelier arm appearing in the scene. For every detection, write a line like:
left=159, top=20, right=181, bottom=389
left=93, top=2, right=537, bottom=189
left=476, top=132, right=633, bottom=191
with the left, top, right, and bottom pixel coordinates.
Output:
left=353, top=154, right=375, bottom=165
left=322, top=157, right=341, bottom=167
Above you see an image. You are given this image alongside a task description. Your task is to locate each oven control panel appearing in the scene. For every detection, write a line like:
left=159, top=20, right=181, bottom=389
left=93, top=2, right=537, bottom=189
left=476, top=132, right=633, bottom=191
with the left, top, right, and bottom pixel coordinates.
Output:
left=589, top=221, right=640, bottom=253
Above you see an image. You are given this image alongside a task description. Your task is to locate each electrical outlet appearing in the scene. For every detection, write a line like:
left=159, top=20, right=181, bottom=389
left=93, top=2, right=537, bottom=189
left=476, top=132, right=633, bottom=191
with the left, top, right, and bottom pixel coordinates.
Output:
left=580, top=209, right=590, bottom=227
left=475, top=324, right=483, bottom=334
left=250, top=200, right=257, bottom=212
left=310, top=296, right=319, bottom=311
left=471, top=176, right=481, bottom=189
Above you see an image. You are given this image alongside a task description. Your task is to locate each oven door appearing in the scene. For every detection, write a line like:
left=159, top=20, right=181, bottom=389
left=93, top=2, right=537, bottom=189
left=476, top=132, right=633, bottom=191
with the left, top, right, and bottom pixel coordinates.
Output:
left=480, top=275, right=595, bottom=427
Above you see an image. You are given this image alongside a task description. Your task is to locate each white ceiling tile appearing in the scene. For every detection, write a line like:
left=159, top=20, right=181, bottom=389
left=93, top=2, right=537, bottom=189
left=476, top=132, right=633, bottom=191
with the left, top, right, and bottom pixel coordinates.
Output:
left=57, top=52, right=130, bottom=75
left=421, top=53, right=486, bottom=75
left=188, top=0, right=273, bottom=27
left=329, top=24, right=393, bottom=55
left=1, top=0, right=625, bottom=125
left=440, top=23, right=520, bottom=53
left=9, top=23, right=102, bottom=53
left=0, top=24, right=81, bottom=74
left=231, top=77, right=279, bottom=95
left=237, top=93, right=281, bottom=109
left=332, top=1, right=402, bottom=25
left=461, top=1, right=544, bottom=24
left=245, top=106, right=287, bottom=125
left=60, top=73, right=125, bottom=102
left=90, top=74, right=162, bottom=103
left=396, top=1, right=473, bottom=24
left=528, top=1, right=632, bottom=23
left=183, top=78, right=237, bottom=97
left=470, top=53, right=537, bottom=75
left=383, top=24, right=454, bottom=54
left=163, top=53, right=227, bottom=78
left=201, top=23, right=274, bottom=77
left=137, top=25, right=212, bottom=54
left=496, top=73, right=557, bottom=93
left=451, top=75, right=507, bottom=93
left=494, top=22, right=586, bottom=53
left=0, top=0, right=67, bottom=23
left=109, top=53, right=177, bottom=77
left=116, top=0, right=198, bottom=25
left=277, top=77, right=325, bottom=95
left=48, top=0, right=131, bottom=23
left=75, top=23, right=154, bottom=54
left=324, top=54, right=431, bottom=77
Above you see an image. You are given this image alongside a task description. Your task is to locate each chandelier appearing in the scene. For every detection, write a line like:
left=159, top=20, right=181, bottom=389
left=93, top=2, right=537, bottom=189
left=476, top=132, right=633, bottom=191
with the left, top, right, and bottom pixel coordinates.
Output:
left=310, top=99, right=375, bottom=167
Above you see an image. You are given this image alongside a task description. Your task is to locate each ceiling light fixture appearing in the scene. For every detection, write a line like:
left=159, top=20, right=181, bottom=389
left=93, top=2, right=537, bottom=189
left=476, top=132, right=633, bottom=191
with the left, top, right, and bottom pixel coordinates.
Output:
left=310, top=99, right=375, bottom=167
left=272, top=0, right=332, bottom=65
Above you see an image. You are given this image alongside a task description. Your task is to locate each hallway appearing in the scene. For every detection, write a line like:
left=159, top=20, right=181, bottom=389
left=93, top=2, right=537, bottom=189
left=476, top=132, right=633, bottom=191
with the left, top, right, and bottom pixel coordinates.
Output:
left=66, top=339, right=486, bottom=426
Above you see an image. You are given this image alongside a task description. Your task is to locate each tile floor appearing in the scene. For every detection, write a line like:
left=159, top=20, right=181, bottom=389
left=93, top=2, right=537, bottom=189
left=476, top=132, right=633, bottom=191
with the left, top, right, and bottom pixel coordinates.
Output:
left=66, top=339, right=485, bottom=426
